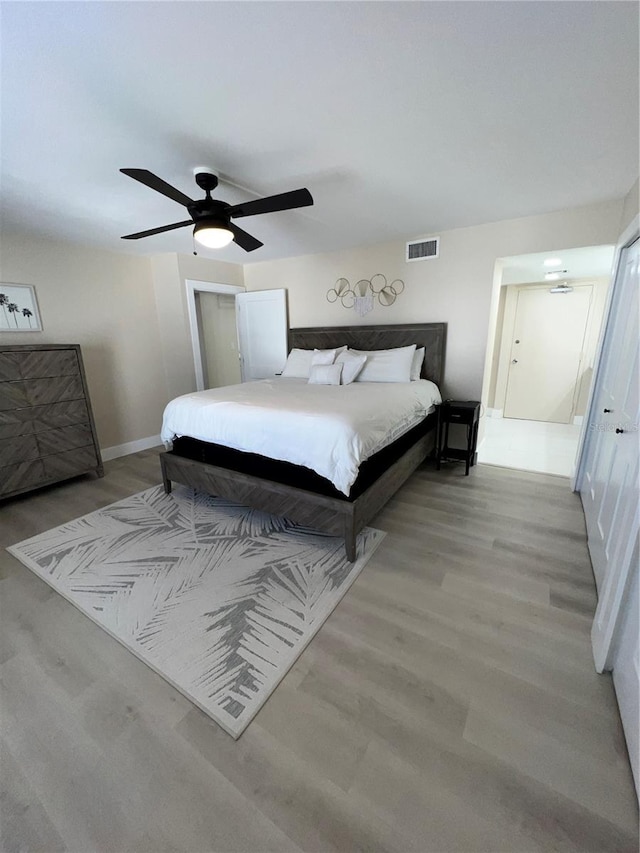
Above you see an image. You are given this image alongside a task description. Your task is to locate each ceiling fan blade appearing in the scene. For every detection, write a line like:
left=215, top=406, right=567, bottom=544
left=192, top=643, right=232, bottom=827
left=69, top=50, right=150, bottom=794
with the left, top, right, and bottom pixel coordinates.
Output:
left=229, top=223, right=264, bottom=252
left=121, top=220, right=193, bottom=240
left=120, top=169, right=194, bottom=207
left=228, top=188, right=313, bottom=219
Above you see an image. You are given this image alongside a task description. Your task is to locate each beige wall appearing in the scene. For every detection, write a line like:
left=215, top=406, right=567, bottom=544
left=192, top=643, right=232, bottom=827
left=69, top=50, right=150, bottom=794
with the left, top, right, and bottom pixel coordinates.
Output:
left=0, top=232, right=167, bottom=449
left=150, top=253, right=245, bottom=402
left=0, top=194, right=627, bottom=450
left=0, top=234, right=245, bottom=450
left=245, top=199, right=623, bottom=399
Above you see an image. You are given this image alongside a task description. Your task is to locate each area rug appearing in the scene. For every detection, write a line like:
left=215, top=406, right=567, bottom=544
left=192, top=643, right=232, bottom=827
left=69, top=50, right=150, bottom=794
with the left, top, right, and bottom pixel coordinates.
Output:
left=8, top=485, right=384, bottom=738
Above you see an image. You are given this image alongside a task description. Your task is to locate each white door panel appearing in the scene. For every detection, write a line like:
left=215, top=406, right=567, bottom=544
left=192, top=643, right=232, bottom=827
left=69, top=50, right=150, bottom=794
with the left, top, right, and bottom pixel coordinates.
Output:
left=582, top=240, right=639, bottom=591
left=236, top=289, right=288, bottom=381
left=612, top=563, right=639, bottom=797
left=504, top=285, right=592, bottom=423
left=582, top=234, right=639, bottom=794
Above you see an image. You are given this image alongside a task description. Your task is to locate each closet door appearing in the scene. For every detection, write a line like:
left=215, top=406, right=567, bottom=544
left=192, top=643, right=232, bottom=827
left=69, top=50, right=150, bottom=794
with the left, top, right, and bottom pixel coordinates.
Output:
left=581, top=233, right=639, bottom=794
left=581, top=237, right=639, bottom=593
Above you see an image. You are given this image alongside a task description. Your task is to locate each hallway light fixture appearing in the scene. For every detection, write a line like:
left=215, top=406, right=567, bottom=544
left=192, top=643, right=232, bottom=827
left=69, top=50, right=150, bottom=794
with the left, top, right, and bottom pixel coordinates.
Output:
left=549, top=283, right=573, bottom=293
left=543, top=257, right=563, bottom=267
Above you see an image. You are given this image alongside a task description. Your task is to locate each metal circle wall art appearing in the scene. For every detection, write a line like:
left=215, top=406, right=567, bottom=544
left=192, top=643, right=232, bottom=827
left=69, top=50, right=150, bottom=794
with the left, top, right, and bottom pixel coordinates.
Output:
left=326, top=274, right=405, bottom=315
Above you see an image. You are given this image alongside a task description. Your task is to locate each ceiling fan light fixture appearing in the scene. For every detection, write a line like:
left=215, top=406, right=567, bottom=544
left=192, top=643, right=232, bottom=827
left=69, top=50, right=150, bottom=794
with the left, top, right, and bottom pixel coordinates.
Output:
left=194, top=220, right=234, bottom=249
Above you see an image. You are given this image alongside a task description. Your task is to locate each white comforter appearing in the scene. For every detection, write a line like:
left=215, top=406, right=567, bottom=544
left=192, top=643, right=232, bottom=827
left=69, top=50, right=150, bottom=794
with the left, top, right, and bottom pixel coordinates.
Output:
left=161, top=378, right=441, bottom=495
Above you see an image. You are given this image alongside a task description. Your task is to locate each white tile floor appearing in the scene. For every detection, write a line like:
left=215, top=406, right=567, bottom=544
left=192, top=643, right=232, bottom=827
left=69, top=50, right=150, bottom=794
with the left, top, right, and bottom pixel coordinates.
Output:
left=477, top=416, right=581, bottom=477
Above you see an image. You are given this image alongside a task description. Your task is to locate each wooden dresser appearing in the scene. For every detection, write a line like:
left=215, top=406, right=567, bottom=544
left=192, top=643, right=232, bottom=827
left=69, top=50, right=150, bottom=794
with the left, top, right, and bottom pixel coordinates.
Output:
left=0, top=344, right=103, bottom=499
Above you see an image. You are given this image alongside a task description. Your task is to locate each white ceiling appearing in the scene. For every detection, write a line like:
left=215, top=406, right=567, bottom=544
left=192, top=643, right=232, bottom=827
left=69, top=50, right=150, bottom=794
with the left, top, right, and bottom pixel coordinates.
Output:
left=501, top=245, right=616, bottom=285
left=1, top=2, right=638, bottom=263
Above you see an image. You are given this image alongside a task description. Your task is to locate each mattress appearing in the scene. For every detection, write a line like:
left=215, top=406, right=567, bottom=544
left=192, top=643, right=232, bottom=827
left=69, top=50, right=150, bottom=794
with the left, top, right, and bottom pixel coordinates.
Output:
left=161, top=378, right=441, bottom=495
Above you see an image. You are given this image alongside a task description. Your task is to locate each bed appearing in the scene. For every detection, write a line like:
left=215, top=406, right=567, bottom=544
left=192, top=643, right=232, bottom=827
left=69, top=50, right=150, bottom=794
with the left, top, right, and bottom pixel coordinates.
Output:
left=160, top=323, right=446, bottom=561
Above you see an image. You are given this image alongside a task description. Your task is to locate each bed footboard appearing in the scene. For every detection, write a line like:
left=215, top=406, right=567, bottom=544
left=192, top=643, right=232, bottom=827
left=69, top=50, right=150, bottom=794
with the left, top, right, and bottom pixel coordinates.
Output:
left=159, top=427, right=434, bottom=562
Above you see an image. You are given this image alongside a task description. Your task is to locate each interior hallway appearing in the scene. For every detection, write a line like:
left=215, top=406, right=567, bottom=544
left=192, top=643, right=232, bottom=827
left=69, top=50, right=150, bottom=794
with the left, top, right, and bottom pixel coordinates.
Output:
left=478, top=416, right=582, bottom=477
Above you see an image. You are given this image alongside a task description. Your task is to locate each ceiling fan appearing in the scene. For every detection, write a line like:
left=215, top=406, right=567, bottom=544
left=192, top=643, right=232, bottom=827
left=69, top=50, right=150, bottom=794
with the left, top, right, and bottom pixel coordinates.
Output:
left=120, top=168, right=313, bottom=252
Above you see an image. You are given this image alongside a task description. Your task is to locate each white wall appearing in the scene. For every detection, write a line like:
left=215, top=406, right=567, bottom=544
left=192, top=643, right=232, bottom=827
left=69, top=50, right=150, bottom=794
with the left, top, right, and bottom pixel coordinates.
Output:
left=620, top=178, right=639, bottom=233
left=245, top=199, right=624, bottom=399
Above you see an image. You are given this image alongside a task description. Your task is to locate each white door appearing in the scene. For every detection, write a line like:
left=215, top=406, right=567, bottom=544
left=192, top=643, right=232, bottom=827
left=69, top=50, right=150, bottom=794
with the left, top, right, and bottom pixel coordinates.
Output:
left=581, top=238, right=639, bottom=592
left=612, top=565, right=639, bottom=796
left=504, top=285, right=593, bottom=423
left=236, top=289, right=288, bottom=381
left=580, top=235, right=639, bottom=791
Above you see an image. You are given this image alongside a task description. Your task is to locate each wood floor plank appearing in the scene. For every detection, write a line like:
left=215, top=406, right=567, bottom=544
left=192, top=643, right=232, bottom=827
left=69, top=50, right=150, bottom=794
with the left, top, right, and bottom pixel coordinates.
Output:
left=463, top=700, right=638, bottom=833
left=1, top=450, right=637, bottom=852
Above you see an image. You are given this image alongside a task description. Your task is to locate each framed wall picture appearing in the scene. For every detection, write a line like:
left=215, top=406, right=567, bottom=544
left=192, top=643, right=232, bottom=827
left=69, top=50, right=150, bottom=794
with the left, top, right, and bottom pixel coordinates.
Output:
left=0, top=284, right=43, bottom=332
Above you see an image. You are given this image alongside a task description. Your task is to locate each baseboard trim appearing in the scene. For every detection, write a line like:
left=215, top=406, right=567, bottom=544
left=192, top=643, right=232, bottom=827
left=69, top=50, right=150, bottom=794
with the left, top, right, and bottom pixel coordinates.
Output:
left=486, top=408, right=503, bottom=419
left=101, top=434, right=162, bottom=462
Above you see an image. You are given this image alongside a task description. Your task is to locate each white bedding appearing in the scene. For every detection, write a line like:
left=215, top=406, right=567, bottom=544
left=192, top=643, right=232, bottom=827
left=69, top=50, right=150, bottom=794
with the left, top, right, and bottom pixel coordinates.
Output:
left=161, top=378, right=441, bottom=495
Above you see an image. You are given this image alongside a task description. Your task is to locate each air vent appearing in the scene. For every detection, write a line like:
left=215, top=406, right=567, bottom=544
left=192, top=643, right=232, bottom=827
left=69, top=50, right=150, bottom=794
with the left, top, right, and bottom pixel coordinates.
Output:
left=406, top=237, right=440, bottom=262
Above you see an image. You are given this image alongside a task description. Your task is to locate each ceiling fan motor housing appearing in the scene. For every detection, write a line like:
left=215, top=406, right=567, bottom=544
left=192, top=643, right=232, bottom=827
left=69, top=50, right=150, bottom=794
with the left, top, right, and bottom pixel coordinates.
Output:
left=188, top=197, right=231, bottom=228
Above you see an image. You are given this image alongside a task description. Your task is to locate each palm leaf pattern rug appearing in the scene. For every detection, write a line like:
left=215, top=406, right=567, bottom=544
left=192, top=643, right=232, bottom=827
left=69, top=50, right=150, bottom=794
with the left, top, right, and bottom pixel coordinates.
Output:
left=8, top=485, right=384, bottom=737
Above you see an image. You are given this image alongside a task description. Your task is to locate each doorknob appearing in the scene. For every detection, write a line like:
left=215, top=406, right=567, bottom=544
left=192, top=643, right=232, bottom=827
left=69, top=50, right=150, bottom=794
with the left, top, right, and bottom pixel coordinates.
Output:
left=511, top=359, right=518, bottom=364
left=603, top=408, right=612, bottom=413
left=616, top=428, right=624, bottom=434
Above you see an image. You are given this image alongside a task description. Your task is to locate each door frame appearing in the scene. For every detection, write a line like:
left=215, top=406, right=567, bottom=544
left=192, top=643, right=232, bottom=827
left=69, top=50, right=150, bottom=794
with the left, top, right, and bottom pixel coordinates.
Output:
left=185, top=279, right=245, bottom=392
left=572, top=215, right=639, bottom=492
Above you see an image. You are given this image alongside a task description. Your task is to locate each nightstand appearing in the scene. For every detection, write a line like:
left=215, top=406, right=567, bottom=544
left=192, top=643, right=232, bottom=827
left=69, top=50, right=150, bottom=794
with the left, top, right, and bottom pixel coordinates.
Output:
left=436, top=400, right=481, bottom=476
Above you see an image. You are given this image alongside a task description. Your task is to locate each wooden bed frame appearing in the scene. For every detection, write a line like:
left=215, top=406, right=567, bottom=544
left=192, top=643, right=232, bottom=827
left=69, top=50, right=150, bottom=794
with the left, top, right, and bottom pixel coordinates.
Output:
left=160, top=323, right=446, bottom=561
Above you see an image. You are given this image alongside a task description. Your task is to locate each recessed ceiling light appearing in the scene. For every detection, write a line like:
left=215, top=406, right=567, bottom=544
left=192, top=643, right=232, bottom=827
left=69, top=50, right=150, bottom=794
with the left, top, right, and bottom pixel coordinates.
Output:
left=544, top=257, right=562, bottom=267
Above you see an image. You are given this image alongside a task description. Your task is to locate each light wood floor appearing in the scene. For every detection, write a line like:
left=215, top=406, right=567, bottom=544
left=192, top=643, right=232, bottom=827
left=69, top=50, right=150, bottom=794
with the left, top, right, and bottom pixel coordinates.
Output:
left=1, top=450, right=637, bottom=852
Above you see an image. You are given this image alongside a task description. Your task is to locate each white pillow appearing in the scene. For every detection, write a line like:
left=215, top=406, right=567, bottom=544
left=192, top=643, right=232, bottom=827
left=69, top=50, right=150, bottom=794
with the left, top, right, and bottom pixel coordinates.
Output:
left=281, top=346, right=346, bottom=378
left=308, top=363, right=343, bottom=385
left=336, top=350, right=367, bottom=385
left=350, top=344, right=416, bottom=383
left=311, top=348, right=339, bottom=367
left=411, top=347, right=425, bottom=381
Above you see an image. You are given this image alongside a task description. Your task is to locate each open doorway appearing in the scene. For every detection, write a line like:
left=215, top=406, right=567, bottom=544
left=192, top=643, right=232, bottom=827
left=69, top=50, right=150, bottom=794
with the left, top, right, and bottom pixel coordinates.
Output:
left=198, top=291, right=242, bottom=388
left=185, top=280, right=289, bottom=390
left=185, top=280, right=245, bottom=391
left=479, top=245, right=615, bottom=476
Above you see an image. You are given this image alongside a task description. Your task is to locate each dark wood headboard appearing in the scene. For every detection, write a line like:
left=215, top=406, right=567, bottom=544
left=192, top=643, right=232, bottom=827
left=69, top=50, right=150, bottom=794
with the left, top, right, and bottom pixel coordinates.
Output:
left=288, top=323, right=446, bottom=387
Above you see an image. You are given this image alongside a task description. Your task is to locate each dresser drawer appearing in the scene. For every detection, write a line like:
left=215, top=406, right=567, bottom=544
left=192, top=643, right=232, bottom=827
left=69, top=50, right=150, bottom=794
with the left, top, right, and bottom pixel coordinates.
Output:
left=0, top=434, right=39, bottom=468
left=0, top=459, right=45, bottom=497
left=0, top=375, right=85, bottom=411
left=0, top=399, right=90, bottom=439
left=0, top=348, right=80, bottom=382
left=42, top=445, right=98, bottom=480
left=21, top=349, right=80, bottom=379
left=37, top=424, right=94, bottom=456
left=0, top=353, right=22, bottom=382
